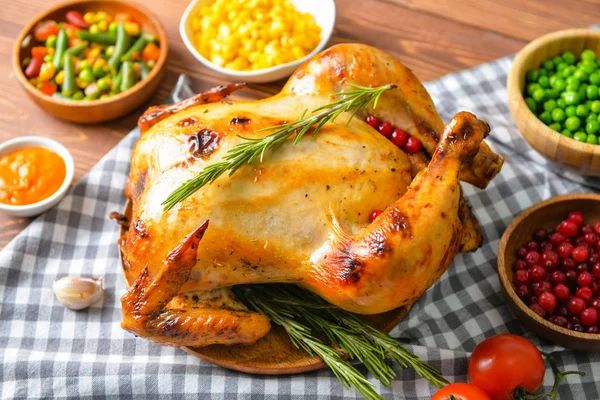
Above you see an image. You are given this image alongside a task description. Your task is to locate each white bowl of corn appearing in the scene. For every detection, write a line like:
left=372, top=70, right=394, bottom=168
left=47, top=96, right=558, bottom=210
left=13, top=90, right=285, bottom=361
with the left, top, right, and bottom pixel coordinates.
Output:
left=180, top=0, right=336, bottom=83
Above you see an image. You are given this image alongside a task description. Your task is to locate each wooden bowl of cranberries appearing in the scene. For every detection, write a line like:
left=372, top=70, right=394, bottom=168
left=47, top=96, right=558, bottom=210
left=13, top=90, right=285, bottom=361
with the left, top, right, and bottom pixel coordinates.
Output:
left=498, top=193, right=600, bottom=351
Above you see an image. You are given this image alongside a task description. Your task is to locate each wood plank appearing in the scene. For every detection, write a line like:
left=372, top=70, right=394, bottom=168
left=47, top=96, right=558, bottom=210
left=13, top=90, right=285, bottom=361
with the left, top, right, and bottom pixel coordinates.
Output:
left=387, top=0, right=600, bottom=42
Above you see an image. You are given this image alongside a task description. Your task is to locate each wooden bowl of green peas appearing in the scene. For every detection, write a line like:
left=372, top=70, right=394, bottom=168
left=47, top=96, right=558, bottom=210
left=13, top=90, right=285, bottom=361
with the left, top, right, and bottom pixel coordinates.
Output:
left=13, top=0, right=168, bottom=124
left=508, top=29, right=600, bottom=176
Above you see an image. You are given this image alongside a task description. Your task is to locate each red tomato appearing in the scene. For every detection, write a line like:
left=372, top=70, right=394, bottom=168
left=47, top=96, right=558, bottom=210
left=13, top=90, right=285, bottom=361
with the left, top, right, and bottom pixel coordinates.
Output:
left=432, top=383, right=492, bottom=400
left=33, top=20, right=59, bottom=41
left=468, top=334, right=545, bottom=400
left=39, top=81, right=57, bottom=96
left=65, top=10, right=88, bottom=29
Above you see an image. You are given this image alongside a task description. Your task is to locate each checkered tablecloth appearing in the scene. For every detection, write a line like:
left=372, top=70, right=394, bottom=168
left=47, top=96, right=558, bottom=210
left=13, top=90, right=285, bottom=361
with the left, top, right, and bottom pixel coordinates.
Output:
left=2, top=50, right=600, bottom=399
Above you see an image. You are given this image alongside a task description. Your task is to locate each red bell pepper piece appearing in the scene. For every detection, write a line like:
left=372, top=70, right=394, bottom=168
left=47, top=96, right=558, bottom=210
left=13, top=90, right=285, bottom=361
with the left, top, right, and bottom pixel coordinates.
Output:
left=31, top=47, right=48, bottom=59
left=25, top=56, right=43, bottom=78
left=39, top=81, right=57, bottom=96
left=66, top=11, right=88, bottom=29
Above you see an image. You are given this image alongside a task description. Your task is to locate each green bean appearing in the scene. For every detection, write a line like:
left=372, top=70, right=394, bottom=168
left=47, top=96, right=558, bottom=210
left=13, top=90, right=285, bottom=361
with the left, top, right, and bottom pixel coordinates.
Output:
left=141, top=33, right=156, bottom=43
left=53, top=29, right=68, bottom=69
left=52, top=92, right=72, bottom=101
left=77, top=30, right=117, bottom=45
left=108, top=24, right=130, bottom=71
left=121, top=37, right=147, bottom=61
left=110, top=67, right=124, bottom=95
left=62, top=54, right=76, bottom=96
left=139, top=61, right=150, bottom=79
left=120, top=61, right=136, bottom=92
left=63, top=42, right=87, bottom=57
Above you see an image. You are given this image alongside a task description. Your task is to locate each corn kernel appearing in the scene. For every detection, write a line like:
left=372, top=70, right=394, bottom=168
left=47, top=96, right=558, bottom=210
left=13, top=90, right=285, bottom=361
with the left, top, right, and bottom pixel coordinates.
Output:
left=123, top=21, right=140, bottom=36
left=95, top=11, right=109, bottom=22
left=47, top=47, right=55, bottom=56
left=98, top=20, right=108, bottom=32
left=83, top=12, right=96, bottom=25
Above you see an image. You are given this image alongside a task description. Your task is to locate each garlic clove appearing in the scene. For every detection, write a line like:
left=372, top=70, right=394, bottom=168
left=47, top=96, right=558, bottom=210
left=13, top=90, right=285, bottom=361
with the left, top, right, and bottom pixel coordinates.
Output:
left=53, top=276, right=104, bottom=310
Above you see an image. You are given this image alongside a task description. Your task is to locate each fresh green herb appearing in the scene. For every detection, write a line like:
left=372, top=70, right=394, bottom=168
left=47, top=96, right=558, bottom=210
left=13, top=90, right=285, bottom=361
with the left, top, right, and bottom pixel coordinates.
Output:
left=162, top=83, right=397, bottom=211
left=235, top=284, right=448, bottom=400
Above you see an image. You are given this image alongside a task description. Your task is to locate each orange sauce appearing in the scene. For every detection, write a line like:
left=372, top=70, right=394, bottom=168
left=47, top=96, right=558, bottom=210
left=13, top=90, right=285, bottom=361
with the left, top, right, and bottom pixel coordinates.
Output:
left=0, top=147, right=66, bottom=206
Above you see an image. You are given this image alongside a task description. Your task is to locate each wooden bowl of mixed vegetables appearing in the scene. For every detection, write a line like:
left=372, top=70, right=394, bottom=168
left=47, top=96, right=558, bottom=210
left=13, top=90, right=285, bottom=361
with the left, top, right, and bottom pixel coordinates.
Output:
left=13, top=0, right=167, bottom=124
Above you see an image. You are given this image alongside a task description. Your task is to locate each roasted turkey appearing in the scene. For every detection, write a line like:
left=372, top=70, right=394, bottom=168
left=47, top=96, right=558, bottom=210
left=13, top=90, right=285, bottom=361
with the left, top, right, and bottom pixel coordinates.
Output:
left=119, top=44, right=503, bottom=348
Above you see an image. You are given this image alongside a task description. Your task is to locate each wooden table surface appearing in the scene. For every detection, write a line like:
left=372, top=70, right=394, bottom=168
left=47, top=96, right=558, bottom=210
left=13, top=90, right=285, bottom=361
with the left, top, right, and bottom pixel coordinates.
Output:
left=1, top=0, right=600, bottom=249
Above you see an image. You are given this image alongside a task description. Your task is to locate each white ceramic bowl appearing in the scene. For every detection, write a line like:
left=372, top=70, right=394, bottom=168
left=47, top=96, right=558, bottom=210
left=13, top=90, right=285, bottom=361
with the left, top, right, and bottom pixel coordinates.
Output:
left=180, top=0, right=336, bottom=83
left=0, top=137, right=74, bottom=218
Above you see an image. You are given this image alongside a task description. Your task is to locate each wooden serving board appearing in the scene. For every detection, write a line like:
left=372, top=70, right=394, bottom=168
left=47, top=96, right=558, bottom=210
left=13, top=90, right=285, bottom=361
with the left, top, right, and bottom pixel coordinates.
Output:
left=118, top=200, right=411, bottom=374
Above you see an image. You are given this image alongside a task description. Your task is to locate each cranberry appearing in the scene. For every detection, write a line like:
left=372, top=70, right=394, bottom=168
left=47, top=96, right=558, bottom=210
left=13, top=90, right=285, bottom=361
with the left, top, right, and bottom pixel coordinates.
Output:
left=549, top=233, right=566, bottom=246
left=517, top=285, right=531, bottom=300
left=517, top=247, right=528, bottom=259
left=573, top=324, right=584, bottom=332
left=530, top=303, right=546, bottom=318
left=404, top=137, right=422, bottom=154
left=557, top=242, right=574, bottom=259
left=513, top=259, right=528, bottom=270
left=527, top=240, right=539, bottom=251
left=525, top=251, right=541, bottom=266
left=593, top=263, right=600, bottom=279
left=541, top=250, right=559, bottom=270
left=567, top=211, right=585, bottom=227
left=390, top=129, right=408, bottom=148
left=578, top=271, right=593, bottom=287
left=550, top=270, right=566, bottom=285
left=591, top=281, right=600, bottom=296
left=595, top=221, right=600, bottom=235
left=591, top=298, right=600, bottom=310
left=584, top=233, right=598, bottom=245
left=378, top=121, right=393, bottom=137
left=568, top=297, right=586, bottom=315
left=534, top=228, right=548, bottom=242
left=553, top=316, right=568, bottom=328
left=576, top=286, right=594, bottom=303
left=586, top=326, right=599, bottom=334
left=365, top=115, right=380, bottom=129
left=369, top=209, right=383, bottom=222
left=558, top=220, right=578, bottom=237
left=571, top=316, right=581, bottom=325
left=556, top=304, right=569, bottom=317
left=553, top=283, right=570, bottom=301
left=566, top=269, right=579, bottom=282
left=573, top=246, right=590, bottom=262
left=532, top=281, right=553, bottom=297
left=590, top=253, right=599, bottom=265
left=567, top=322, right=574, bottom=330
left=542, top=242, right=553, bottom=251
left=582, top=224, right=594, bottom=234
left=529, top=265, right=547, bottom=282
left=514, top=269, right=530, bottom=286
left=530, top=296, right=539, bottom=305
left=581, top=307, right=599, bottom=326
left=561, top=258, right=576, bottom=271
left=576, top=263, right=590, bottom=273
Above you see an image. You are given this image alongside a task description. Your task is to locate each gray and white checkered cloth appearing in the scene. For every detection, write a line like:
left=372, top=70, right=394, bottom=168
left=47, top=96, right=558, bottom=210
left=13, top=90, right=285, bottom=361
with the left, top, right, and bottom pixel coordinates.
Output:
left=2, top=51, right=600, bottom=399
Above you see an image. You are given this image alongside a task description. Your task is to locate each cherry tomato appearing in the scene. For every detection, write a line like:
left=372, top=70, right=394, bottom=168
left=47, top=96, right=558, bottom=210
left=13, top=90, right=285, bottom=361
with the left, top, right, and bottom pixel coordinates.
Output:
left=468, top=334, right=544, bottom=400
left=65, top=10, right=89, bottom=29
left=33, top=20, right=59, bottom=41
left=432, top=383, right=492, bottom=400
left=25, top=56, right=43, bottom=78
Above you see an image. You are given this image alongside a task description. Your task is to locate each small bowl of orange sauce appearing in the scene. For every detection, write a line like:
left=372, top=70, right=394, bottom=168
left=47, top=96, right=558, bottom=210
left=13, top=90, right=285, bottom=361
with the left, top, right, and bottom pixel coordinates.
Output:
left=0, top=136, right=74, bottom=217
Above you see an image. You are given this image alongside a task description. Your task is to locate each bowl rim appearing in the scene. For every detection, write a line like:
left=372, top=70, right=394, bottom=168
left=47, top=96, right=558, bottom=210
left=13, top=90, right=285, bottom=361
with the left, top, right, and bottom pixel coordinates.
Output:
left=507, top=28, right=600, bottom=159
left=12, top=0, right=168, bottom=109
left=498, top=193, right=600, bottom=340
left=0, top=136, right=75, bottom=212
left=178, top=0, right=336, bottom=78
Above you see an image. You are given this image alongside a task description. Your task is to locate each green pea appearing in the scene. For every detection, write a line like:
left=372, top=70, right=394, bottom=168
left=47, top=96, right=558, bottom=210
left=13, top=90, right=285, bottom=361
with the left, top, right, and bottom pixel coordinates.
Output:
left=587, top=119, right=600, bottom=135
left=566, top=76, right=580, bottom=90
left=526, top=69, right=540, bottom=83
left=108, top=22, right=119, bottom=35
left=543, top=99, right=557, bottom=112
left=43, top=54, right=53, bottom=62
left=562, top=51, right=576, bottom=65
left=539, top=111, right=552, bottom=125
left=551, top=107, right=566, bottom=122
left=581, top=49, right=597, bottom=62
left=527, top=83, right=540, bottom=95
left=581, top=61, right=597, bottom=75
left=72, top=91, right=84, bottom=100
left=525, top=97, right=537, bottom=113
left=587, top=85, right=599, bottom=100
left=563, top=91, right=580, bottom=105
left=566, top=105, right=577, bottom=117
left=562, top=129, right=573, bottom=138
left=533, top=88, right=546, bottom=102
left=92, top=65, right=105, bottom=78
left=557, top=98, right=566, bottom=109
left=576, top=104, right=589, bottom=118
left=587, top=134, right=598, bottom=145
left=552, top=56, right=563, bottom=66
left=574, top=69, right=589, bottom=83
left=566, top=116, right=582, bottom=131
left=573, top=132, right=588, bottom=142
left=538, top=75, right=550, bottom=88
left=97, top=77, right=110, bottom=91
left=546, top=89, right=558, bottom=99
left=79, top=60, right=92, bottom=71
left=550, top=75, right=567, bottom=92
left=78, top=68, right=94, bottom=83
left=578, top=84, right=588, bottom=101
left=543, top=60, right=554, bottom=71
left=590, top=72, right=600, bottom=86
left=539, top=68, right=548, bottom=77
left=549, top=122, right=562, bottom=132
left=592, top=100, right=600, bottom=114
left=587, top=113, right=597, bottom=122
left=46, top=35, right=57, bottom=48
left=556, top=62, right=568, bottom=72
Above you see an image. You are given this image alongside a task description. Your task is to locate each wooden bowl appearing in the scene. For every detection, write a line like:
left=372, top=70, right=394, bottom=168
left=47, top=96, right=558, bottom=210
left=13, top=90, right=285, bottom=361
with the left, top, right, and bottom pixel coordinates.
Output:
left=117, top=200, right=411, bottom=374
left=507, top=29, right=600, bottom=176
left=498, top=193, right=600, bottom=351
left=13, top=0, right=168, bottom=124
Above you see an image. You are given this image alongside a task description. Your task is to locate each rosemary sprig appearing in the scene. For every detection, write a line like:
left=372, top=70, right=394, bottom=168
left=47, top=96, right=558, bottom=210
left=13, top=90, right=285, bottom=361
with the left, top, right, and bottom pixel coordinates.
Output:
left=162, top=83, right=397, bottom=210
left=235, top=284, right=449, bottom=400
